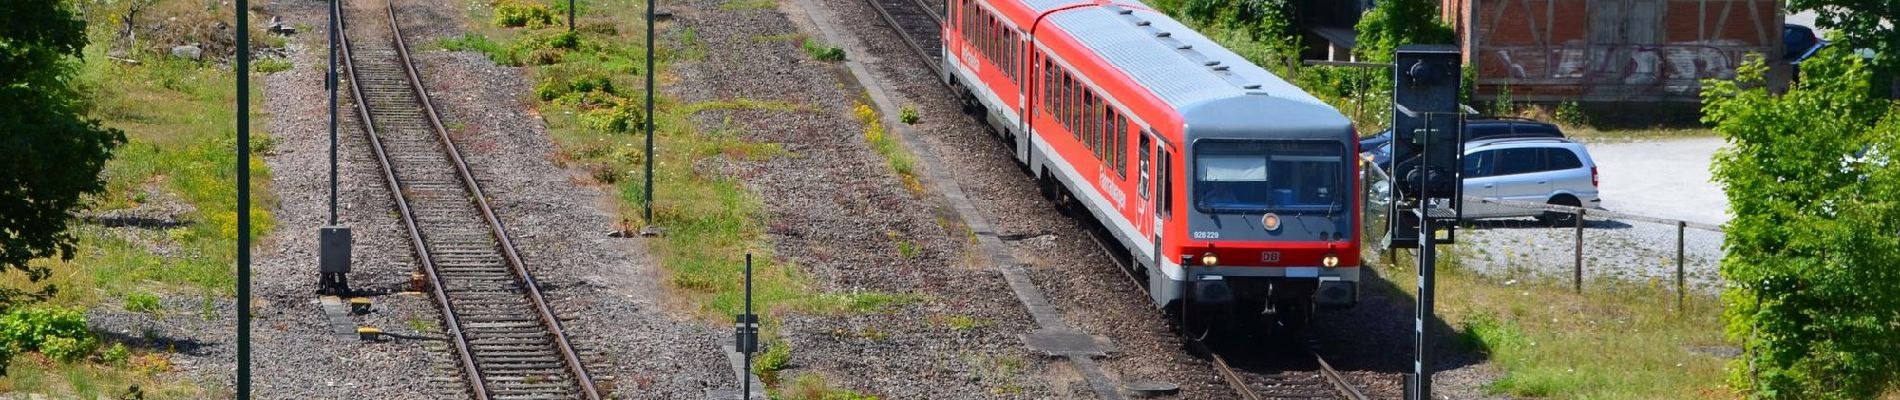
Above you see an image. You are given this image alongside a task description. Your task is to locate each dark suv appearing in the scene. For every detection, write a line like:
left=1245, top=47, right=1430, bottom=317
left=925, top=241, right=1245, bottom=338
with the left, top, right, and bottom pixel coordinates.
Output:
left=1360, top=118, right=1565, bottom=167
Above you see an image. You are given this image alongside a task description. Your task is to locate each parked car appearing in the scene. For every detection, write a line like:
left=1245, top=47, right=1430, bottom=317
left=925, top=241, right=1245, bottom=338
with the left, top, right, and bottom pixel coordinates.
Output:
left=1360, top=117, right=1565, bottom=166
left=1459, top=137, right=1601, bottom=223
left=1784, top=23, right=1823, bottom=62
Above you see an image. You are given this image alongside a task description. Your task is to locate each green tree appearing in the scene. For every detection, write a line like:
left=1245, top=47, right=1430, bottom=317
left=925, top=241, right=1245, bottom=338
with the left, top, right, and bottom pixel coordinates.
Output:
left=1703, top=48, right=1900, bottom=399
left=1787, top=0, right=1898, bottom=68
left=0, top=0, right=127, bottom=309
left=1351, top=0, right=1455, bottom=63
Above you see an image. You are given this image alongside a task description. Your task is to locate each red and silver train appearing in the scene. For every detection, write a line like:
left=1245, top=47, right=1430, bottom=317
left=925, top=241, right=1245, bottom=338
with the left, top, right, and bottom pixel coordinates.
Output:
left=939, top=0, right=1362, bottom=327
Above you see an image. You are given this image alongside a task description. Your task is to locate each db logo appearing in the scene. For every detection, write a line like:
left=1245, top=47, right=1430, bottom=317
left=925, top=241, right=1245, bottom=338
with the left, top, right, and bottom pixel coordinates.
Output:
left=1260, top=252, right=1281, bottom=263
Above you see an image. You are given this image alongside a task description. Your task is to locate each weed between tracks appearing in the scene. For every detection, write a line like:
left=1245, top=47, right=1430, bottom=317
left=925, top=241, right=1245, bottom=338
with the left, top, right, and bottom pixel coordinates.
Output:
left=1377, top=247, right=1733, bottom=398
left=452, top=2, right=901, bottom=398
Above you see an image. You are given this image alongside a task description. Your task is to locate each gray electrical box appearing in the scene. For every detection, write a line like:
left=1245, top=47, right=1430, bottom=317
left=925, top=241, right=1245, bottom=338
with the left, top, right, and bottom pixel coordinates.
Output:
left=319, top=226, right=352, bottom=274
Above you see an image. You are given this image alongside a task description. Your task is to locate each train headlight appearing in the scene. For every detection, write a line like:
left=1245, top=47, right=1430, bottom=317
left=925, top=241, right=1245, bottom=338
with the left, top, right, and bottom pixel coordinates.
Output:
left=1262, top=213, right=1281, bottom=231
left=1322, top=253, right=1340, bottom=268
left=1200, top=252, right=1219, bottom=267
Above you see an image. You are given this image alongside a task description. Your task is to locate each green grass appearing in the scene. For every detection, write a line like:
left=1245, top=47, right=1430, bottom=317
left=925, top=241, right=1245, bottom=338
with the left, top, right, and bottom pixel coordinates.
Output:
left=457, top=0, right=916, bottom=326
left=852, top=102, right=921, bottom=192
left=454, top=2, right=928, bottom=397
left=784, top=372, right=880, bottom=400
left=254, top=57, right=292, bottom=73
left=802, top=38, right=845, bottom=62
left=939, top=315, right=992, bottom=331
left=1378, top=247, right=1733, bottom=399
left=0, top=2, right=274, bottom=395
left=720, top=0, right=779, bottom=11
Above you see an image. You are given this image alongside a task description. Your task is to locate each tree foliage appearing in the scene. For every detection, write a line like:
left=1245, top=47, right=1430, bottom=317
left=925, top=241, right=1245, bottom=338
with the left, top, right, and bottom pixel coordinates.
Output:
left=0, top=0, right=126, bottom=309
left=1787, top=0, right=1899, bottom=69
left=1351, top=0, right=1455, bottom=63
left=1703, top=48, right=1900, bottom=399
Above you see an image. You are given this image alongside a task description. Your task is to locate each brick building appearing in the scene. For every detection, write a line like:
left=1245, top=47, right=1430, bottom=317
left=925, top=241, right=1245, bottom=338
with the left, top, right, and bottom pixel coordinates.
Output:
left=1439, top=0, right=1786, bottom=102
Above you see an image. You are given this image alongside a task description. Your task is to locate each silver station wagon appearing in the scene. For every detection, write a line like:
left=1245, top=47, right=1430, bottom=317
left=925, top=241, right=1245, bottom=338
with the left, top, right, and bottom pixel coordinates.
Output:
left=1460, top=137, right=1602, bottom=223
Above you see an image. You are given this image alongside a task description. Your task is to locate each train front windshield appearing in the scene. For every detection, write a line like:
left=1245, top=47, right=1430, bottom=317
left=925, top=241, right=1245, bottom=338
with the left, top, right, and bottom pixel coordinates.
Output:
left=1193, top=140, right=1347, bottom=213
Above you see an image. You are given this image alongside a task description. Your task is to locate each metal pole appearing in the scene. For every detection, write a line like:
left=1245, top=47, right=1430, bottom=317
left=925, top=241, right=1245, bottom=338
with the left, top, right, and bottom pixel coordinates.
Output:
left=1574, top=208, right=1584, bottom=294
left=643, top=0, right=656, bottom=223
left=1410, top=115, right=1435, bottom=400
left=329, top=0, right=339, bottom=226
left=1413, top=214, right=1435, bottom=399
left=235, top=0, right=253, bottom=396
left=743, top=253, right=753, bottom=400
left=568, top=0, right=576, bottom=31
left=1676, top=220, right=1686, bottom=312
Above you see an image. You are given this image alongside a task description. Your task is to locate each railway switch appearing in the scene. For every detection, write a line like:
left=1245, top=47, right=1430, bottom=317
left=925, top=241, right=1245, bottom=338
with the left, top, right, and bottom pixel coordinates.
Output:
left=318, top=226, right=352, bottom=295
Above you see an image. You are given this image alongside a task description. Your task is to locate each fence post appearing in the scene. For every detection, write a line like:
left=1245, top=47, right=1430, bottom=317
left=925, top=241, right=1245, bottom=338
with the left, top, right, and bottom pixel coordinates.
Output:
left=1574, top=208, right=1585, bottom=294
left=1677, top=220, right=1686, bottom=312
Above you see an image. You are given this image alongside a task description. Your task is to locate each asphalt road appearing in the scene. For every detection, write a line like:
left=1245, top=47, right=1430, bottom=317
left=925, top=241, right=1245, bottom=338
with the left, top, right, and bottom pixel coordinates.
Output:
left=1584, top=137, right=1730, bottom=225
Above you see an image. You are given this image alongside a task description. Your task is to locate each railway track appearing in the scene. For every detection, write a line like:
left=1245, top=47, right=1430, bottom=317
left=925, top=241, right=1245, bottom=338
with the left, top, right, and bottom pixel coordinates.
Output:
left=1080, top=222, right=1368, bottom=400
left=858, top=0, right=1370, bottom=398
left=338, top=2, right=601, bottom=399
left=862, top=0, right=944, bottom=76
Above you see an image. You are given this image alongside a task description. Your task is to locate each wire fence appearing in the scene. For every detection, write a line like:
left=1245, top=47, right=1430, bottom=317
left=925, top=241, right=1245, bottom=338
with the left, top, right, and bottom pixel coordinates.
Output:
left=1360, top=162, right=1727, bottom=308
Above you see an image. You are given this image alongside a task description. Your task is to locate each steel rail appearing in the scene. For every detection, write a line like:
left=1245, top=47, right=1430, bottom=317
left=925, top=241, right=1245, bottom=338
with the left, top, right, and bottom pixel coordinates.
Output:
left=862, top=0, right=943, bottom=77
left=380, top=6, right=602, bottom=399
left=872, top=1, right=1364, bottom=397
left=334, top=2, right=491, bottom=398
left=340, top=2, right=601, bottom=398
left=1080, top=223, right=1361, bottom=400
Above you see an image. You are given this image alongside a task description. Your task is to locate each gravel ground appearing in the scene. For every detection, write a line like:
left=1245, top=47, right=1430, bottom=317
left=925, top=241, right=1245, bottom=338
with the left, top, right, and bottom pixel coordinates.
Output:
left=668, top=0, right=1073, bottom=398
left=1455, top=217, right=1727, bottom=291
left=398, top=0, right=733, bottom=396
left=250, top=1, right=460, bottom=398
left=252, top=0, right=728, bottom=398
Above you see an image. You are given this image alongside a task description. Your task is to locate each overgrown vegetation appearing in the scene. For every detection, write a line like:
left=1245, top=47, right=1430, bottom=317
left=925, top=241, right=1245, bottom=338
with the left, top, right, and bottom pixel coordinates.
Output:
left=0, top=0, right=273, bottom=396
left=1378, top=247, right=1732, bottom=398
left=802, top=38, right=844, bottom=61
left=853, top=102, right=921, bottom=192
left=493, top=0, right=557, bottom=28
left=1703, top=49, right=1900, bottom=399
left=454, top=3, right=908, bottom=397
left=0, top=0, right=129, bottom=309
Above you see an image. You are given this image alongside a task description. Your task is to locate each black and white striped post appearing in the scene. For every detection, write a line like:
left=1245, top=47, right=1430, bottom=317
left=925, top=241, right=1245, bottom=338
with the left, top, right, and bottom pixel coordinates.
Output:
left=735, top=253, right=760, bottom=399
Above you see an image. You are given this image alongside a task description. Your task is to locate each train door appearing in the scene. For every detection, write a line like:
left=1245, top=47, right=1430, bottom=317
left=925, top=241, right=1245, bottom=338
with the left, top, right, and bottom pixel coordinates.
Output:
left=1137, top=133, right=1153, bottom=248
left=1151, top=133, right=1170, bottom=270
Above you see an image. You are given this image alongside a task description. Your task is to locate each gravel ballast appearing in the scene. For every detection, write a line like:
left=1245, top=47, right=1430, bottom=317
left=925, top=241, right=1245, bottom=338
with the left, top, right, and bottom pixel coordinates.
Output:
left=252, top=0, right=727, bottom=398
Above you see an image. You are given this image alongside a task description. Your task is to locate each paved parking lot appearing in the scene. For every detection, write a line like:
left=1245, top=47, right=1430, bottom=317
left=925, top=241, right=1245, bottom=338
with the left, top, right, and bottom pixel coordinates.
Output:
left=1585, top=137, right=1730, bottom=225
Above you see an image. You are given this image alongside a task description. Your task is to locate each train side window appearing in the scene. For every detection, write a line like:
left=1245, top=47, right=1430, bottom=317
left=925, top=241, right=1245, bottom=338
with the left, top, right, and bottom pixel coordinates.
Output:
left=1094, top=94, right=1109, bottom=160
left=1109, top=113, right=1120, bottom=173
left=1159, top=149, right=1173, bottom=219
left=1065, top=74, right=1077, bottom=136
left=1092, top=94, right=1105, bottom=160
left=1114, top=115, right=1127, bottom=177
left=1138, top=134, right=1151, bottom=199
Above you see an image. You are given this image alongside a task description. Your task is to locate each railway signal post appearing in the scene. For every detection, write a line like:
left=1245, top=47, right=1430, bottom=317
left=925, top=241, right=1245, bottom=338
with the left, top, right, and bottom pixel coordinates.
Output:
left=1385, top=45, right=1466, bottom=400
left=319, top=0, right=354, bottom=296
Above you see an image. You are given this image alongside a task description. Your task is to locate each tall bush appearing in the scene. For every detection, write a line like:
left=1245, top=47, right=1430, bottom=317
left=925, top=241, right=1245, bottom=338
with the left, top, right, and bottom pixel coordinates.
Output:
left=1702, top=48, right=1900, bottom=399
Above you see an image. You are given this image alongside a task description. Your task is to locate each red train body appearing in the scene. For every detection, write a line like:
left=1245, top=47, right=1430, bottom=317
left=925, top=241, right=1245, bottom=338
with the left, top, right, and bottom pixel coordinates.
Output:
left=938, top=0, right=1363, bottom=316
